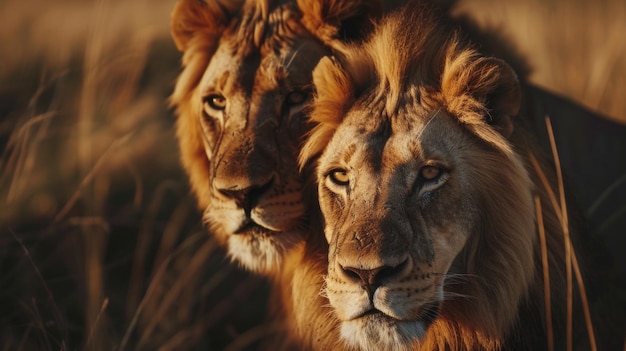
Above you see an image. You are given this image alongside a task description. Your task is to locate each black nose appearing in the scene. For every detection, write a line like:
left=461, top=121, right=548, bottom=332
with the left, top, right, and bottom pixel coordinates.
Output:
left=340, top=259, right=408, bottom=299
left=218, top=178, right=274, bottom=213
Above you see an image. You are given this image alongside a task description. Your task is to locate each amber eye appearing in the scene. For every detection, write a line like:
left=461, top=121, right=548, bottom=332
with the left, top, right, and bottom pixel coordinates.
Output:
left=420, top=165, right=441, bottom=181
left=286, top=91, right=308, bottom=106
left=204, top=94, right=226, bottom=111
left=328, top=169, right=350, bottom=186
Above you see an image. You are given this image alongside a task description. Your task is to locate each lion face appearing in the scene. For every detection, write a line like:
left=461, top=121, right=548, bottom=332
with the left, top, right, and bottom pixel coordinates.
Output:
left=301, top=6, right=538, bottom=349
left=170, top=0, right=379, bottom=274
left=197, top=25, right=328, bottom=274
left=173, top=2, right=326, bottom=273
left=317, top=104, right=485, bottom=349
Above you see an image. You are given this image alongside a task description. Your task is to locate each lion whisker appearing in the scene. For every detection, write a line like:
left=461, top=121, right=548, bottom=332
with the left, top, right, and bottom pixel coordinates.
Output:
left=284, top=44, right=304, bottom=71
left=441, top=273, right=477, bottom=284
left=441, top=291, right=475, bottom=301
left=319, top=289, right=329, bottom=300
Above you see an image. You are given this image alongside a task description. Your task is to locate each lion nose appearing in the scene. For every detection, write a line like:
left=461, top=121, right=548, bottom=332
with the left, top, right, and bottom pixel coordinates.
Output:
left=218, top=178, right=273, bottom=213
left=340, top=259, right=409, bottom=299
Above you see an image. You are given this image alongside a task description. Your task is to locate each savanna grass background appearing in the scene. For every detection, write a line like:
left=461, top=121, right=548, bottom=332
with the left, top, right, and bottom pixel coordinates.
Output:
left=1, top=0, right=624, bottom=350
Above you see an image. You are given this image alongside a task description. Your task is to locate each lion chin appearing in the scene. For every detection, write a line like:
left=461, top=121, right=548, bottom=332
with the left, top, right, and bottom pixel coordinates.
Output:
left=225, top=226, right=304, bottom=273
left=203, top=207, right=305, bottom=273
left=341, top=314, right=430, bottom=351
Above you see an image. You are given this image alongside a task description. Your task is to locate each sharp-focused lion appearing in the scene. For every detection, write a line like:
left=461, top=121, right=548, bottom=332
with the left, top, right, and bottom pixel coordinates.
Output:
left=169, top=0, right=381, bottom=274
left=300, top=3, right=600, bottom=350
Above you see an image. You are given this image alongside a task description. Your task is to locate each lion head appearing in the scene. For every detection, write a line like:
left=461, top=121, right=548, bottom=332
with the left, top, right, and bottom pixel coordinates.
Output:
left=300, top=4, right=580, bottom=350
left=169, top=0, right=380, bottom=274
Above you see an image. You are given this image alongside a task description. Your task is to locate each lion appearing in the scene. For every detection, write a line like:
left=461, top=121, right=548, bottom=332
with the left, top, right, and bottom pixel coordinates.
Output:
left=168, top=0, right=622, bottom=348
left=167, top=0, right=389, bottom=347
left=169, top=0, right=382, bottom=274
left=299, top=3, right=601, bottom=350
left=170, top=0, right=625, bottom=279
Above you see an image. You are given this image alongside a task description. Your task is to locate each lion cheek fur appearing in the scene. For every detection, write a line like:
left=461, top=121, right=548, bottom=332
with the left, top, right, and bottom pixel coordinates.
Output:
left=226, top=232, right=301, bottom=273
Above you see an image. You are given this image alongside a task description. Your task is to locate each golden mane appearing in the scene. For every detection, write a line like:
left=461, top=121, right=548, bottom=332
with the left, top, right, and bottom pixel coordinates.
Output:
left=302, top=4, right=520, bottom=163
left=300, top=3, right=592, bottom=349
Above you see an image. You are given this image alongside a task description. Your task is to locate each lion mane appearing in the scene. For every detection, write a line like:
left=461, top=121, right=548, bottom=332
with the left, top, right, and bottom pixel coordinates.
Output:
left=299, top=3, right=595, bottom=350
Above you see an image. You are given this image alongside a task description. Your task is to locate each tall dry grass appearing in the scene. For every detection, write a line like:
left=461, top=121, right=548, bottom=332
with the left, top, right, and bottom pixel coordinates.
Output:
left=0, top=0, right=624, bottom=350
left=456, top=0, right=626, bottom=123
left=1, top=0, right=269, bottom=350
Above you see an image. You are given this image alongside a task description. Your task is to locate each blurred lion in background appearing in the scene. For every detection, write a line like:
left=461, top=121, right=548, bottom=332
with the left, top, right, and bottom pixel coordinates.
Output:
left=169, top=0, right=380, bottom=274
left=169, top=0, right=382, bottom=347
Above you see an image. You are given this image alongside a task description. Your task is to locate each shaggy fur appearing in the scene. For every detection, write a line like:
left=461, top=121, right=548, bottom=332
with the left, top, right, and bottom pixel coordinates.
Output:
left=169, top=0, right=380, bottom=274
left=169, top=0, right=380, bottom=348
left=169, top=0, right=617, bottom=349
left=299, top=2, right=593, bottom=350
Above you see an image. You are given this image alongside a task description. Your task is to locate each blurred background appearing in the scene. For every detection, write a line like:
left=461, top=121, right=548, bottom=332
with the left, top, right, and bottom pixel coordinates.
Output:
left=0, top=0, right=624, bottom=350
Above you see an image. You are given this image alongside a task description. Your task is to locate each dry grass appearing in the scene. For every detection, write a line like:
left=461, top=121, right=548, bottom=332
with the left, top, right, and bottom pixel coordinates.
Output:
left=0, top=0, right=624, bottom=350
left=456, top=0, right=626, bottom=123
left=531, top=118, right=598, bottom=351
left=1, top=0, right=269, bottom=349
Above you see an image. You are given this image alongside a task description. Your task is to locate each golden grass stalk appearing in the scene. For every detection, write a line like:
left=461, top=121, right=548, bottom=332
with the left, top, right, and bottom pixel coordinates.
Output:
left=2, top=112, right=54, bottom=204
left=119, top=232, right=218, bottom=351
left=587, top=174, right=626, bottom=216
left=534, top=196, right=554, bottom=351
left=86, top=298, right=109, bottom=350
left=223, top=322, right=285, bottom=351
left=126, top=180, right=182, bottom=317
left=137, top=238, right=218, bottom=346
left=544, top=116, right=597, bottom=351
left=529, top=116, right=597, bottom=351
left=52, top=133, right=134, bottom=223
left=547, top=116, right=574, bottom=351
left=570, top=245, right=598, bottom=351
left=8, top=230, right=66, bottom=347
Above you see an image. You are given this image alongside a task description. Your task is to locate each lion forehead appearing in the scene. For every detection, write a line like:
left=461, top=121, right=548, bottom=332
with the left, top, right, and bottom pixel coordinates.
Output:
left=324, top=107, right=461, bottom=169
left=319, top=124, right=376, bottom=170
left=200, top=9, right=328, bottom=96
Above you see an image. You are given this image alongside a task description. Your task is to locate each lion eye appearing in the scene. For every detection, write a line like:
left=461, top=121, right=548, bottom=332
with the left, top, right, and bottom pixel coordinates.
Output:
left=286, top=91, right=308, bottom=106
left=328, top=169, right=350, bottom=186
left=420, top=165, right=441, bottom=181
left=204, top=94, right=227, bottom=111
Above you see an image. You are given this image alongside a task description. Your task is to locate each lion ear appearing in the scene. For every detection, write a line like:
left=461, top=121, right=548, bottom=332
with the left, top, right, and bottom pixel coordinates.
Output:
left=446, top=57, right=521, bottom=138
left=170, top=0, right=243, bottom=52
left=297, top=0, right=382, bottom=44
left=481, top=58, right=521, bottom=137
left=470, top=58, right=521, bottom=138
left=299, top=56, right=353, bottom=170
left=311, top=56, right=354, bottom=126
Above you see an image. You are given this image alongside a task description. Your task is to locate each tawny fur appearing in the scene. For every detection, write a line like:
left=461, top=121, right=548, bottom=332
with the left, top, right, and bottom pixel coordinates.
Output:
left=169, top=0, right=383, bottom=275
left=169, top=0, right=608, bottom=349
left=169, top=0, right=379, bottom=348
left=299, top=2, right=591, bottom=350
